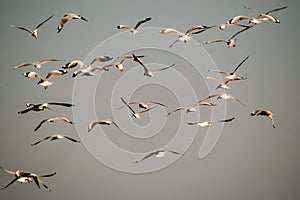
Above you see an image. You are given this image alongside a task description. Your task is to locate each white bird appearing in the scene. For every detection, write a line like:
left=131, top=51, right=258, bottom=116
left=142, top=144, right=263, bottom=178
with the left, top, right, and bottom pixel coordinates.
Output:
left=117, top=17, right=152, bottom=34
left=62, top=60, right=86, bottom=69
left=132, top=54, right=175, bottom=77
left=251, top=109, right=276, bottom=128
left=57, top=13, right=88, bottom=33
left=160, top=26, right=211, bottom=47
left=23, top=71, right=41, bottom=79
left=186, top=117, right=235, bottom=127
left=103, top=61, right=125, bottom=72
left=134, top=150, right=183, bottom=163
left=31, top=134, right=80, bottom=146
left=208, top=56, right=249, bottom=80
left=88, top=119, right=120, bottom=132
left=167, top=101, right=216, bottom=116
left=37, top=70, right=68, bottom=89
left=199, top=93, right=247, bottom=106
left=34, top=116, right=74, bottom=131
left=203, top=26, right=253, bottom=48
left=0, top=166, right=56, bottom=191
left=18, top=102, right=74, bottom=114
left=11, top=15, right=53, bottom=39
left=218, top=16, right=255, bottom=30
left=244, top=6, right=287, bottom=24
left=121, top=97, right=156, bottom=119
left=11, top=59, right=64, bottom=70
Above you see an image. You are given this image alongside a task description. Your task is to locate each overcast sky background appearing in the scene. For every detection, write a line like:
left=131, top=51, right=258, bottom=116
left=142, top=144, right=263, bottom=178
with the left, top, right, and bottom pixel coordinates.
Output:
left=0, top=0, right=299, bottom=199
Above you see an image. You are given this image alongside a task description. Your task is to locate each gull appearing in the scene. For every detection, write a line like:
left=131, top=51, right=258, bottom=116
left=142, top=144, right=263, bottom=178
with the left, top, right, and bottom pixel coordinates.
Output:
left=57, top=13, right=88, bottom=33
left=160, top=26, right=210, bottom=47
left=244, top=6, right=288, bottom=24
left=121, top=97, right=156, bottom=119
left=62, top=60, right=86, bottom=69
left=132, top=54, right=175, bottom=77
left=11, top=59, right=64, bottom=70
left=23, top=71, right=41, bottom=79
left=117, top=54, right=146, bottom=61
left=134, top=150, right=183, bottom=163
left=11, top=15, right=53, bottom=39
left=186, top=117, right=235, bottom=127
left=72, top=66, right=109, bottom=78
left=119, top=100, right=166, bottom=110
left=37, top=69, right=68, bottom=89
left=0, top=166, right=56, bottom=191
left=18, top=102, right=74, bottom=114
left=199, top=93, right=247, bottom=106
left=34, top=116, right=74, bottom=131
left=117, top=17, right=152, bottom=34
left=31, top=134, right=80, bottom=146
left=89, top=56, right=113, bottom=65
left=251, top=109, right=276, bottom=128
left=208, top=56, right=249, bottom=80
left=206, top=76, right=246, bottom=90
left=88, top=119, right=120, bottom=132
left=167, top=101, right=216, bottom=116
left=203, top=26, right=252, bottom=48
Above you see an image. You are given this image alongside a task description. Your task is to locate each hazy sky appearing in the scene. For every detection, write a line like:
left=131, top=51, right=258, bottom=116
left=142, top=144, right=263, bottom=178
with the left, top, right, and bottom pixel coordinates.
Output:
left=0, top=0, right=299, bottom=199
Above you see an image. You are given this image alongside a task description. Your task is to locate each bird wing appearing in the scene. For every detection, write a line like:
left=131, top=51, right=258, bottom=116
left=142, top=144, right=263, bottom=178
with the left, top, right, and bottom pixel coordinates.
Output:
left=230, top=95, right=247, bottom=106
left=40, top=172, right=56, bottom=178
left=232, top=55, right=249, bottom=74
left=1, top=177, right=19, bottom=190
left=243, top=6, right=262, bottom=15
left=63, top=136, right=80, bottom=143
left=160, top=28, right=183, bottom=36
left=58, top=116, right=73, bottom=124
left=269, top=115, right=276, bottom=128
left=45, top=70, right=66, bottom=80
left=11, top=25, right=33, bottom=34
left=31, top=136, right=52, bottom=146
left=165, top=150, right=183, bottom=155
left=0, top=166, right=15, bottom=175
left=11, top=63, right=33, bottom=70
left=203, top=40, right=228, bottom=45
left=90, top=56, right=113, bottom=65
left=186, top=121, right=199, bottom=125
left=146, top=101, right=166, bottom=107
left=185, top=25, right=211, bottom=35
left=17, top=107, right=35, bottom=114
left=35, top=15, right=54, bottom=30
left=215, top=117, right=235, bottom=123
left=152, top=64, right=175, bottom=73
left=208, top=69, right=230, bottom=76
left=133, top=17, right=152, bottom=29
left=230, top=26, right=252, bottom=40
left=134, top=152, right=156, bottom=163
left=198, top=93, right=221, bottom=102
left=265, top=6, right=287, bottom=15
left=48, top=102, right=74, bottom=107
left=206, top=76, right=222, bottom=84
left=34, top=119, right=49, bottom=131
left=132, top=54, right=150, bottom=73
left=137, top=106, right=156, bottom=115
left=169, top=39, right=180, bottom=48
left=117, top=25, right=131, bottom=30
left=167, top=107, right=186, bottom=116
left=121, top=97, right=136, bottom=115
left=39, top=59, right=64, bottom=65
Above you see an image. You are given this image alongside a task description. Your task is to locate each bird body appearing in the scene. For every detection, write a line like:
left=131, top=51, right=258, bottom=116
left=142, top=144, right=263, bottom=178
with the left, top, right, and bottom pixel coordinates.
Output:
left=11, top=15, right=53, bottom=39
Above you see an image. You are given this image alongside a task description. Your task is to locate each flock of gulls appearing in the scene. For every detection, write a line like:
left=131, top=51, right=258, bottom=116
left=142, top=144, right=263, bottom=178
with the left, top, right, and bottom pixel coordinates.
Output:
left=1, top=5, right=286, bottom=191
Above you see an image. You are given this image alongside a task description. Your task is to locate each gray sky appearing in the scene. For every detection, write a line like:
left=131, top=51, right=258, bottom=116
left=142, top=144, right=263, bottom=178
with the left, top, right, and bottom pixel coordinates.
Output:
left=0, top=0, right=299, bottom=199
